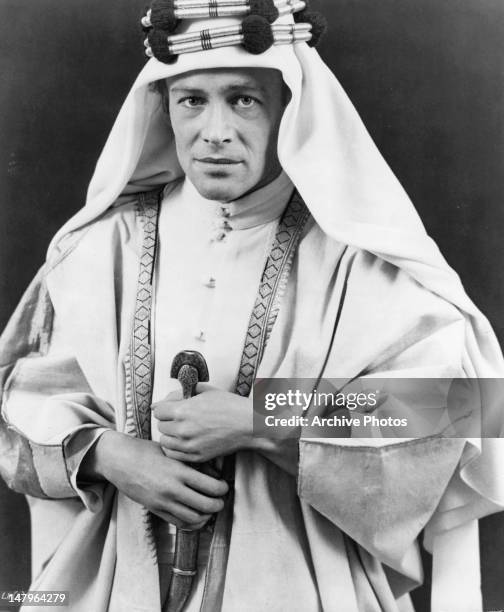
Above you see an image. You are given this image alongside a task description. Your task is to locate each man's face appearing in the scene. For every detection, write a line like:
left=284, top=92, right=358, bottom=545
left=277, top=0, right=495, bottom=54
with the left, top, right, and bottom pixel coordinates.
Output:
left=167, top=67, right=287, bottom=202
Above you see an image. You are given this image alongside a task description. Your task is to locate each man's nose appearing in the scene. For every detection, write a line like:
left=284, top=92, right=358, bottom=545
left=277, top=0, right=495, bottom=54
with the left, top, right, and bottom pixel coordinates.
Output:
left=201, top=103, right=233, bottom=145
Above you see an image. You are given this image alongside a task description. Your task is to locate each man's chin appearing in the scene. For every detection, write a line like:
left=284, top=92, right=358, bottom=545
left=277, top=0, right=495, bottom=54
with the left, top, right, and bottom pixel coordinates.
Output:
left=190, top=175, right=250, bottom=203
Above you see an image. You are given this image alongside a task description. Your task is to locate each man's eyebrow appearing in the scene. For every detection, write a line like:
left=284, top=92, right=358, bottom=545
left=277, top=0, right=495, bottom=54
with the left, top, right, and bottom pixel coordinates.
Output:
left=169, top=83, right=267, bottom=94
left=169, top=87, right=206, bottom=94
left=225, top=83, right=267, bottom=94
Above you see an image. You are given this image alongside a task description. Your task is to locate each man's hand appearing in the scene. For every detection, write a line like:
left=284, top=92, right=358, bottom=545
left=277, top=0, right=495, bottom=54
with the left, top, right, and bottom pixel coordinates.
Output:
left=153, top=383, right=253, bottom=464
left=81, top=430, right=229, bottom=530
left=153, top=384, right=300, bottom=476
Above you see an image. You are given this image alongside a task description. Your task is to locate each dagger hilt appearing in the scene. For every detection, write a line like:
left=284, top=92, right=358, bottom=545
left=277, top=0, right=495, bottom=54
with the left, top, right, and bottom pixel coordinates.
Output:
left=171, top=351, right=209, bottom=397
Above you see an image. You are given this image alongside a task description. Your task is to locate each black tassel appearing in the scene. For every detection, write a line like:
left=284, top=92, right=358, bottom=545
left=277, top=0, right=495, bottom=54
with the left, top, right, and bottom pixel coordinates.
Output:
left=298, top=10, right=327, bottom=47
left=249, top=0, right=279, bottom=24
left=148, top=29, right=178, bottom=63
left=242, top=15, right=274, bottom=54
left=150, top=0, right=180, bottom=33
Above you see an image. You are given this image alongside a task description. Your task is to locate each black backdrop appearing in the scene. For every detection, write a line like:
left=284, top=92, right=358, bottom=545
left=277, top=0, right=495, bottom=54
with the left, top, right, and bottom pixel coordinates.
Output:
left=1, top=1, right=503, bottom=609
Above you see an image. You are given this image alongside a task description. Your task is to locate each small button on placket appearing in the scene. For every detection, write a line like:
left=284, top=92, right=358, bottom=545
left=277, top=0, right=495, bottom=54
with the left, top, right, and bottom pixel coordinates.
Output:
left=212, top=231, right=228, bottom=242
left=211, top=211, right=233, bottom=243
left=194, top=330, right=206, bottom=342
left=203, top=276, right=216, bottom=289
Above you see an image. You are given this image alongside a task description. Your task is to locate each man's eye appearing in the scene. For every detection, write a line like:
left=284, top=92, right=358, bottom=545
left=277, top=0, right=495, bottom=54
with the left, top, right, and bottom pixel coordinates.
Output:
left=234, top=96, right=257, bottom=108
left=180, top=97, right=204, bottom=108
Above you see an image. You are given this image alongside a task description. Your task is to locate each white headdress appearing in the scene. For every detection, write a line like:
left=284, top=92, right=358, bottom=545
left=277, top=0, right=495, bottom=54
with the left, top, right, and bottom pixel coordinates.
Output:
left=48, top=5, right=503, bottom=365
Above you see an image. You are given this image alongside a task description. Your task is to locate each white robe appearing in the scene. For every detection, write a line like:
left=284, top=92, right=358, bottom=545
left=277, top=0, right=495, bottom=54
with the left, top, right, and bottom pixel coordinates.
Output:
left=1, top=179, right=496, bottom=611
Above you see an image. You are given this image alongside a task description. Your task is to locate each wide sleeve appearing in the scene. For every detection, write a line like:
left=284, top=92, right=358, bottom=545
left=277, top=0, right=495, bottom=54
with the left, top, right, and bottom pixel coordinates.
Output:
left=295, top=250, right=502, bottom=591
left=0, top=267, right=115, bottom=507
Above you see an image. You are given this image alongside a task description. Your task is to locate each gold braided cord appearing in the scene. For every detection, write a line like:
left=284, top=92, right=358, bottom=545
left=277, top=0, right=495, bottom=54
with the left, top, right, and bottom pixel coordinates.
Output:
left=176, top=0, right=248, bottom=7
left=141, top=0, right=304, bottom=28
left=173, top=5, right=250, bottom=18
left=169, top=33, right=243, bottom=54
left=148, top=30, right=310, bottom=56
left=166, top=20, right=309, bottom=45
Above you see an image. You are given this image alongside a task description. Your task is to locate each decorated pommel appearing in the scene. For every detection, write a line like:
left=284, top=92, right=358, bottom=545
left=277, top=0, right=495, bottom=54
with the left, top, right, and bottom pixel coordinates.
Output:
left=171, top=350, right=209, bottom=399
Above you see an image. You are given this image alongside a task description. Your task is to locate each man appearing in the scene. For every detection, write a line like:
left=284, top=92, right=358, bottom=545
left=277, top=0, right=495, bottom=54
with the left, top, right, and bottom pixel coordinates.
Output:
left=1, top=3, right=504, bottom=611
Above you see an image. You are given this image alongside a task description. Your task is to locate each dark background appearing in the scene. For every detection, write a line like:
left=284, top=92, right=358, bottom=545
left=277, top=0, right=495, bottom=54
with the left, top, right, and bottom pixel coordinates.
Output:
left=1, top=1, right=503, bottom=609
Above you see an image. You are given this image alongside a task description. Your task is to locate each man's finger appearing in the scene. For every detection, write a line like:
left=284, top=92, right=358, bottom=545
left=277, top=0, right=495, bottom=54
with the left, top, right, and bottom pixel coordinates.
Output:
left=152, top=402, right=178, bottom=420
left=152, top=511, right=210, bottom=531
left=159, top=434, right=195, bottom=454
left=158, top=419, right=184, bottom=436
left=195, top=382, right=216, bottom=395
left=164, top=389, right=183, bottom=401
left=150, top=509, right=202, bottom=529
left=171, top=484, right=225, bottom=514
left=182, top=464, right=229, bottom=497
left=161, top=446, right=198, bottom=464
left=157, top=499, right=213, bottom=526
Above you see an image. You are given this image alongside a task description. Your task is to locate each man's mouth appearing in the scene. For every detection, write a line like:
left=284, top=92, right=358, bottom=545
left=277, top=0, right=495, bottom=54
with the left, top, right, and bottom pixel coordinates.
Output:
left=195, top=157, right=242, bottom=165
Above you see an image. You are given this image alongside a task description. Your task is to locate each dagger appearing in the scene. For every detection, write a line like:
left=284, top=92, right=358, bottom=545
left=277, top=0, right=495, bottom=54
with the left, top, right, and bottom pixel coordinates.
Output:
left=164, top=350, right=209, bottom=612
